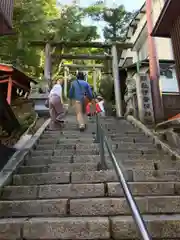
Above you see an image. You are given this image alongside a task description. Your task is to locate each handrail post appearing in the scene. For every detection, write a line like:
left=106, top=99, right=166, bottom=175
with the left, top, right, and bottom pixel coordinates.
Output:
left=95, top=114, right=100, bottom=143
left=99, top=127, right=106, bottom=169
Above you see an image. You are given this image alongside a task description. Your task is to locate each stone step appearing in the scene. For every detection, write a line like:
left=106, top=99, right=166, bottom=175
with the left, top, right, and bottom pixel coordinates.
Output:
left=2, top=183, right=105, bottom=200
left=47, top=132, right=80, bottom=137
left=25, top=155, right=99, bottom=165
left=72, top=170, right=180, bottom=183
left=14, top=169, right=180, bottom=185
left=110, top=136, right=153, bottom=143
left=13, top=172, right=70, bottom=185
left=0, top=199, right=68, bottom=217
left=110, top=214, right=180, bottom=239
left=133, top=170, right=180, bottom=182
left=112, top=142, right=154, bottom=147
left=13, top=170, right=118, bottom=185
left=69, top=196, right=180, bottom=216
left=36, top=143, right=98, bottom=151
left=36, top=143, right=57, bottom=150
left=104, top=124, right=135, bottom=128
left=40, top=135, right=94, bottom=141
left=0, top=217, right=110, bottom=240
left=31, top=149, right=100, bottom=157
left=50, top=149, right=160, bottom=157
left=42, top=131, right=94, bottom=137
left=103, top=123, right=135, bottom=128
left=53, top=149, right=100, bottom=156
left=25, top=154, right=170, bottom=167
left=107, top=182, right=176, bottom=196
left=55, top=144, right=99, bottom=151
left=107, top=131, right=145, bottom=135
left=111, top=144, right=157, bottom=151
left=0, top=196, right=172, bottom=218
left=39, top=138, right=94, bottom=144
left=113, top=149, right=159, bottom=155
left=25, top=158, right=159, bottom=169
left=18, top=163, right=98, bottom=174
left=41, top=135, right=95, bottom=141
left=107, top=159, right=177, bottom=170
left=31, top=150, right=54, bottom=157
left=2, top=215, right=180, bottom=240
left=71, top=170, right=121, bottom=183
left=2, top=196, right=180, bottom=218
left=105, top=129, right=142, bottom=135
left=114, top=153, right=170, bottom=161
left=2, top=182, right=176, bottom=200
left=36, top=142, right=154, bottom=151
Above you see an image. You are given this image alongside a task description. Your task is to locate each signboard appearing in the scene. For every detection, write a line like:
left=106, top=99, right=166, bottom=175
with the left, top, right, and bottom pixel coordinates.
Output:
left=137, top=73, right=155, bottom=123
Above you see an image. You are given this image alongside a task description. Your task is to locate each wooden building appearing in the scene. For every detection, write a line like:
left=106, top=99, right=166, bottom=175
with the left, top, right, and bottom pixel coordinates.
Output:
left=152, top=0, right=180, bottom=119
left=0, top=64, right=37, bottom=105
left=152, top=0, right=180, bottom=89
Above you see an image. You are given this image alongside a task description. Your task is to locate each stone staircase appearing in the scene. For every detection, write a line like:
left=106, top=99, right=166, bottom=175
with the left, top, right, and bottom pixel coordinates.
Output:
left=1, top=116, right=180, bottom=239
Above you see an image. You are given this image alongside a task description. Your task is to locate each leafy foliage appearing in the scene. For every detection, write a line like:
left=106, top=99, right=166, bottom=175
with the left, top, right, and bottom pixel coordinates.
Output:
left=0, top=1, right=100, bottom=81
left=84, top=2, right=134, bottom=41
left=103, top=6, right=134, bottom=41
left=0, top=0, right=134, bottom=103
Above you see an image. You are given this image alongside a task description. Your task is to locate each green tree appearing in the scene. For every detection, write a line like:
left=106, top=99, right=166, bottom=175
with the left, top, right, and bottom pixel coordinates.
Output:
left=84, top=3, right=134, bottom=41
left=103, top=6, right=133, bottom=41
left=0, top=1, right=99, bottom=80
left=0, top=0, right=59, bottom=78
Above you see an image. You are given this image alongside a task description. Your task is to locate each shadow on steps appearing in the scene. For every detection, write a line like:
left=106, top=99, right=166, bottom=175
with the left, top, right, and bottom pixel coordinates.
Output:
left=0, top=143, right=16, bottom=170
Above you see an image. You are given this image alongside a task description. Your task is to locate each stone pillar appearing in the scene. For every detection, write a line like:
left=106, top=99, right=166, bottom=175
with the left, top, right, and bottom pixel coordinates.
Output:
left=44, top=43, right=52, bottom=91
left=111, top=45, right=122, bottom=117
left=93, top=68, right=97, bottom=93
left=85, top=71, right=88, bottom=82
left=135, top=51, right=148, bottom=122
left=137, top=73, right=155, bottom=124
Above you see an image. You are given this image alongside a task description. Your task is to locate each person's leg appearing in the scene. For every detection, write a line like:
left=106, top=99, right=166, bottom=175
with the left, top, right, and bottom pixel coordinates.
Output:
left=49, top=98, right=57, bottom=130
left=53, top=96, right=65, bottom=122
left=74, top=100, right=85, bottom=130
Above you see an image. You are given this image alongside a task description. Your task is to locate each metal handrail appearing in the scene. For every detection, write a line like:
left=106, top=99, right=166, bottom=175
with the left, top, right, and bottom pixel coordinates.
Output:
left=95, top=114, right=152, bottom=240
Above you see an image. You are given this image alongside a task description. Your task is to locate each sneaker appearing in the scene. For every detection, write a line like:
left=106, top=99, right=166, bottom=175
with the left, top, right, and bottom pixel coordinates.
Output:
left=79, top=124, right=85, bottom=132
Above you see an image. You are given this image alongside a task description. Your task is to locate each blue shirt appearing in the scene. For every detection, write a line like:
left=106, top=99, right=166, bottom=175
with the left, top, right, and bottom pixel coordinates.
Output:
left=69, top=79, right=93, bottom=101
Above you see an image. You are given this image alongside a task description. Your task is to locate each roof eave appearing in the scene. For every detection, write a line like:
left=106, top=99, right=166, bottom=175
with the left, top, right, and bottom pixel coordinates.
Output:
left=151, top=0, right=175, bottom=38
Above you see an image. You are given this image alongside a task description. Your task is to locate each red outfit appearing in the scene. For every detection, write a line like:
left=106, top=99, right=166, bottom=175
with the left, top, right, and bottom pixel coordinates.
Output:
left=86, top=102, right=102, bottom=115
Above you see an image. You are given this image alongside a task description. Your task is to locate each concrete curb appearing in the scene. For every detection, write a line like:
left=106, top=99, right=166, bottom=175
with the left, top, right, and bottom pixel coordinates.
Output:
left=14, top=113, right=39, bottom=150
left=0, top=118, right=51, bottom=189
left=127, top=115, right=180, bottom=160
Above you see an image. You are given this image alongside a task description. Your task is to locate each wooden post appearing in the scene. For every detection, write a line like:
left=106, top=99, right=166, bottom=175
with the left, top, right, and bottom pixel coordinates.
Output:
left=111, top=45, right=122, bottom=117
left=64, top=67, right=68, bottom=99
left=44, top=43, right=52, bottom=90
left=99, top=69, right=102, bottom=83
left=7, top=76, right=12, bottom=105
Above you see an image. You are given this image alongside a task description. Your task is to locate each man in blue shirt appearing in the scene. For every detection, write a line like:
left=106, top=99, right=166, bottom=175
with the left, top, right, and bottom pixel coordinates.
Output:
left=69, top=72, right=93, bottom=131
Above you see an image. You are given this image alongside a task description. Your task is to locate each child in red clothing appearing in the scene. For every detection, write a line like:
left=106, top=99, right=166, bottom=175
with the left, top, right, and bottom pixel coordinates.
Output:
left=86, top=101, right=102, bottom=117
